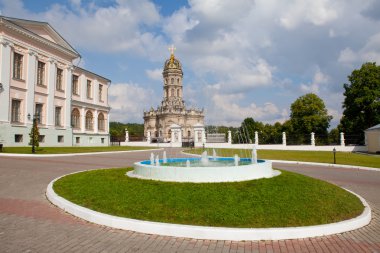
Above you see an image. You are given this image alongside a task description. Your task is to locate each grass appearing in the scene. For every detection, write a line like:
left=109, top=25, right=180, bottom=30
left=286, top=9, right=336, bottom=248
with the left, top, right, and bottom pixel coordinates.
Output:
left=1, top=146, right=155, bottom=154
left=53, top=168, right=364, bottom=228
left=185, top=148, right=380, bottom=168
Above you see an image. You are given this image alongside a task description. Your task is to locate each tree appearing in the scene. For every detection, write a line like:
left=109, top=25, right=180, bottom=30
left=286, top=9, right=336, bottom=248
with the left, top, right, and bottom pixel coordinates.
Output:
left=340, top=62, right=380, bottom=144
left=29, top=118, right=40, bottom=153
left=290, top=93, right=332, bottom=144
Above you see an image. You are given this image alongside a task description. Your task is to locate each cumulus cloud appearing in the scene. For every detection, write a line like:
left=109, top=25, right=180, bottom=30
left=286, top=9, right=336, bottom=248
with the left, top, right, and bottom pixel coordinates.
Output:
left=300, top=68, right=330, bottom=94
left=108, top=83, right=159, bottom=123
left=145, top=68, right=162, bottom=81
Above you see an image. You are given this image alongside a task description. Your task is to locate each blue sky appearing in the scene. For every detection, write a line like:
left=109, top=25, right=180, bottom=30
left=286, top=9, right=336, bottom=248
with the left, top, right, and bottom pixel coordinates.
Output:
left=1, top=0, right=380, bottom=127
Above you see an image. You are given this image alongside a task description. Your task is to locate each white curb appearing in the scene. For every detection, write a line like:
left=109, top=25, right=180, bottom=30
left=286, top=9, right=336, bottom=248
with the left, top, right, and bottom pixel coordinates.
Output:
left=46, top=173, right=371, bottom=241
left=0, top=148, right=161, bottom=157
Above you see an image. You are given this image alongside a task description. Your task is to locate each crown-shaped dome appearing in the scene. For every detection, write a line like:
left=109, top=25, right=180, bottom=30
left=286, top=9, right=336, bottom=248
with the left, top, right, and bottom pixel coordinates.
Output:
left=163, top=54, right=182, bottom=71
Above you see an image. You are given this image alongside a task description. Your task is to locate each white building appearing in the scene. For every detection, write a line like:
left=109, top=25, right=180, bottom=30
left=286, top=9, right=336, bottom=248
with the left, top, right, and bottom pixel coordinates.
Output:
left=0, top=16, right=110, bottom=147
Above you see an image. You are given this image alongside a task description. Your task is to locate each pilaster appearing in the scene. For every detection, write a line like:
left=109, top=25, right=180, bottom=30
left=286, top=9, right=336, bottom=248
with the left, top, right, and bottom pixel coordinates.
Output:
left=26, top=49, right=37, bottom=124
left=64, top=65, right=73, bottom=128
left=0, top=37, right=13, bottom=122
left=46, top=58, right=56, bottom=127
left=80, top=107, right=85, bottom=132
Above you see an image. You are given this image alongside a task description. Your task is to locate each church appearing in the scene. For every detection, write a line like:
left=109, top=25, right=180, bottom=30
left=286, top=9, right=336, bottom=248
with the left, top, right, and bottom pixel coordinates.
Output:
left=143, top=47, right=205, bottom=143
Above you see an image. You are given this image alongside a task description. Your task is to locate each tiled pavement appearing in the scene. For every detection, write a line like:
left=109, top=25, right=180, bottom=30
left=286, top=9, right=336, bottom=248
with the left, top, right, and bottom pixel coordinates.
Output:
left=0, top=149, right=379, bottom=252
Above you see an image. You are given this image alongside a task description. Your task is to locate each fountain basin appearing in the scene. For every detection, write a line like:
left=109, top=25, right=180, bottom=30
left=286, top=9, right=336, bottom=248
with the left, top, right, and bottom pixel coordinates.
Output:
left=128, top=158, right=280, bottom=183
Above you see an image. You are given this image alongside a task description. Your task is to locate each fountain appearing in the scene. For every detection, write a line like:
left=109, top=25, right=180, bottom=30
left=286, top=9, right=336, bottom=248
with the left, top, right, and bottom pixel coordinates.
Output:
left=150, top=153, right=155, bottom=165
left=128, top=149, right=280, bottom=183
left=212, top=149, right=217, bottom=161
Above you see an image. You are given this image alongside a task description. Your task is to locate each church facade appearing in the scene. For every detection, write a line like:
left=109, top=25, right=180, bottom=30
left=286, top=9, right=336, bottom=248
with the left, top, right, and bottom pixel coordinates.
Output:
left=143, top=48, right=204, bottom=142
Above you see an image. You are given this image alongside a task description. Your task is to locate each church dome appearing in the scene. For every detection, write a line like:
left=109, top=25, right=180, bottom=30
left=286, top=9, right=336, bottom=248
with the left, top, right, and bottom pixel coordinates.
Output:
left=163, top=55, right=182, bottom=71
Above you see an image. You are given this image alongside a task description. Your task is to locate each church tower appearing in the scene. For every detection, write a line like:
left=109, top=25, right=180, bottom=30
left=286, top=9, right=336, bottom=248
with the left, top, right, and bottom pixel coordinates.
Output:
left=161, top=45, right=185, bottom=111
left=143, top=46, right=205, bottom=143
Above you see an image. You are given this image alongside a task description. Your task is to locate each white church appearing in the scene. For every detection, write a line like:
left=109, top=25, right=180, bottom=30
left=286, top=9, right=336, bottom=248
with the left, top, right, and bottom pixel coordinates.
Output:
left=0, top=16, right=111, bottom=147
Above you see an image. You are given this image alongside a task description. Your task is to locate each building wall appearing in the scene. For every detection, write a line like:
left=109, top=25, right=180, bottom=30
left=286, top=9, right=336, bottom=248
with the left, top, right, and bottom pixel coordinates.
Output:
left=366, top=130, right=380, bottom=153
left=0, top=17, right=110, bottom=147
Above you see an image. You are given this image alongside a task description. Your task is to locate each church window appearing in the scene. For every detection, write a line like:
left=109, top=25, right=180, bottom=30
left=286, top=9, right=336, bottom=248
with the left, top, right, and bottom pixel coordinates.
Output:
left=177, top=89, right=180, bottom=97
left=171, top=78, right=174, bottom=84
left=177, top=78, right=179, bottom=84
left=171, top=88, right=174, bottom=97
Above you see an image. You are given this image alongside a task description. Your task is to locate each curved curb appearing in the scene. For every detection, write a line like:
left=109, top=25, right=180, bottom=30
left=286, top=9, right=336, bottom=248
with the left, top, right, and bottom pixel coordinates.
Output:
left=0, top=148, right=161, bottom=157
left=46, top=173, right=372, bottom=241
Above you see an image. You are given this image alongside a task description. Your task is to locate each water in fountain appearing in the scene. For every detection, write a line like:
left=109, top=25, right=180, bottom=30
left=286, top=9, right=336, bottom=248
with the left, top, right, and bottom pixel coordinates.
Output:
left=155, top=155, right=160, bottom=166
left=186, top=159, right=190, bottom=167
left=150, top=153, right=155, bottom=165
left=234, top=154, right=240, bottom=166
left=163, top=151, right=167, bottom=164
left=252, top=145, right=257, bottom=164
left=201, top=151, right=209, bottom=166
left=212, top=149, right=217, bottom=161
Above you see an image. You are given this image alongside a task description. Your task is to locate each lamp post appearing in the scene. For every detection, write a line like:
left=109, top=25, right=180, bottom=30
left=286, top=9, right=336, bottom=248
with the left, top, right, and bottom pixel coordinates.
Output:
left=28, top=113, right=40, bottom=154
left=333, top=147, right=336, bottom=164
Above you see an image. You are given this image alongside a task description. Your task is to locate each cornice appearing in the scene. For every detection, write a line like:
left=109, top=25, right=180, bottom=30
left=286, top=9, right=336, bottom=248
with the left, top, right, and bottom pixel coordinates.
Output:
left=71, top=100, right=111, bottom=111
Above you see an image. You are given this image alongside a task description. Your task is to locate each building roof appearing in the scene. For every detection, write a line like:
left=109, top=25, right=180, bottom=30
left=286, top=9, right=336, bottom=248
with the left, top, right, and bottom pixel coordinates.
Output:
left=366, top=124, right=380, bottom=131
left=0, top=16, right=80, bottom=58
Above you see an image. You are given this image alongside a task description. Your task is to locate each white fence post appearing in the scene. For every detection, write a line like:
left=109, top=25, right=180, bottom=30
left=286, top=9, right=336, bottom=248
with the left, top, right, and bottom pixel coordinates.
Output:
left=311, top=132, right=315, bottom=146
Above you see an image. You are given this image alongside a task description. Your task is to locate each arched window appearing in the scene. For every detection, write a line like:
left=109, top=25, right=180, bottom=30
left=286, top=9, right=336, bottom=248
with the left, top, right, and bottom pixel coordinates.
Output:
left=98, top=113, right=105, bottom=131
left=85, top=111, right=93, bottom=130
left=71, top=108, right=80, bottom=129
left=171, top=78, right=174, bottom=84
left=188, top=130, right=191, bottom=137
left=177, top=78, right=179, bottom=84
left=177, top=89, right=180, bottom=97
left=171, top=88, right=174, bottom=97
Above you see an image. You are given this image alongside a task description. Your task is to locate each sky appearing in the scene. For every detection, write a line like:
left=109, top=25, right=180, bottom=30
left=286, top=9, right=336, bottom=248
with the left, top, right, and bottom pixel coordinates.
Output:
left=1, top=0, right=380, bottom=127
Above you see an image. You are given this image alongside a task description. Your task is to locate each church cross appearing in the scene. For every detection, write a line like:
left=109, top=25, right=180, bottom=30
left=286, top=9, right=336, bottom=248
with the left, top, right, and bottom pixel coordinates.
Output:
left=168, top=44, right=176, bottom=55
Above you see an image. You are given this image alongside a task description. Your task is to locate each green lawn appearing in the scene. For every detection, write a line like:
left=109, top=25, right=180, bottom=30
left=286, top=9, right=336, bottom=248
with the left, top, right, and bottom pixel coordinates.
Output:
left=53, top=168, right=364, bottom=228
left=186, top=148, right=380, bottom=168
left=1, top=146, right=155, bottom=154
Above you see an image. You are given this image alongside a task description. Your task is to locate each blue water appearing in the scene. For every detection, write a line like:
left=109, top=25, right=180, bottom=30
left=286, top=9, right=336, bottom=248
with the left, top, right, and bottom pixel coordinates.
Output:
left=140, top=157, right=265, bottom=167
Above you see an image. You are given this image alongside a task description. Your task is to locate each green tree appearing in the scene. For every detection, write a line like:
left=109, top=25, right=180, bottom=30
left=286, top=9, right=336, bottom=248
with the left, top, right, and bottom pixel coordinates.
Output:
left=290, top=93, right=332, bottom=144
left=340, top=62, right=380, bottom=144
left=29, top=118, right=40, bottom=153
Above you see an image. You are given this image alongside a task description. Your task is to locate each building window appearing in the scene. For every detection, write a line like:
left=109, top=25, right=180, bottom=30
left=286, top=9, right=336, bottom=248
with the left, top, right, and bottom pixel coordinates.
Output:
left=98, top=113, right=105, bottom=131
left=86, top=80, right=92, bottom=99
left=37, top=61, right=45, bottom=86
left=35, top=103, right=43, bottom=124
left=76, top=137, right=80, bottom=144
left=56, top=68, right=63, bottom=91
left=72, top=75, right=79, bottom=95
left=171, top=88, right=174, bottom=97
left=13, top=52, right=23, bottom=79
left=39, top=135, right=45, bottom=143
left=15, top=134, right=23, bottom=143
left=177, top=89, right=180, bottom=97
left=99, top=84, right=103, bottom=102
left=11, top=100, right=22, bottom=123
left=171, top=78, right=174, bottom=84
left=101, top=138, right=105, bottom=144
left=71, top=108, right=80, bottom=129
left=58, top=135, right=64, bottom=143
left=55, top=107, right=62, bottom=127
left=85, top=111, right=93, bottom=130
left=177, top=78, right=179, bottom=84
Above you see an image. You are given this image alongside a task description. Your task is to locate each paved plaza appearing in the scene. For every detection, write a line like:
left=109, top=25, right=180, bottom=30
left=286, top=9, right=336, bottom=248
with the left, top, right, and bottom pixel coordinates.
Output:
left=0, top=149, right=379, bottom=252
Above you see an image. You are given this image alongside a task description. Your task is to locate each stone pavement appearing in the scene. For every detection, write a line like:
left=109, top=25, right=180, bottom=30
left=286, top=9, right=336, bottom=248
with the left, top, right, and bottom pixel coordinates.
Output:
left=0, top=149, right=379, bottom=252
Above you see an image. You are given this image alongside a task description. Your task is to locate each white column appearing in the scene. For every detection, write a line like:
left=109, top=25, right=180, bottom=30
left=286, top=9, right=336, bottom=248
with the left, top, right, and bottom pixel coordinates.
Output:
left=282, top=132, right=287, bottom=146
left=125, top=129, right=129, bottom=142
left=80, top=107, right=86, bottom=132
left=26, top=49, right=37, bottom=124
left=94, top=109, right=98, bottom=133
left=46, top=58, right=56, bottom=127
left=254, top=131, right=259, bottom=146
left=194, top=129, right=199, bottom=143
left=340, top=132, right=345, bottom=147
left=80, top=74, right=86, bottom=100
left=147, top=131, right=151, bottom=143
left=228, top=130, right=232, bottom=144
left=311, top=132, right=315, bottom=146
left=0, top=37, right=12, bottom=122
left=64, top=65, right=73, bottom=128
left=178, top=128, right=182, bottom=143
left=202, top=129, right=206, bottom=144
left=93, top=79, right=99, bottom=103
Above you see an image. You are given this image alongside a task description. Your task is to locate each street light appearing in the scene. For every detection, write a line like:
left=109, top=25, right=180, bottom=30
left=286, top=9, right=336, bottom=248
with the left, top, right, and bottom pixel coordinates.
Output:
left=333, top=147, right=336, bottom=164
left=28, top=113, right=40, bottom=154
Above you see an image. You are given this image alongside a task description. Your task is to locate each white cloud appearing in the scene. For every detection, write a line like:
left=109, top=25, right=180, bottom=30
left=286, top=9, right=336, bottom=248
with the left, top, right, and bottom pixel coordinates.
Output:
left=108, top=83, right=158, bottom=123
left=300, top=68, right=330, bottom=94
left=145, top=68, right=162, bottom=81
